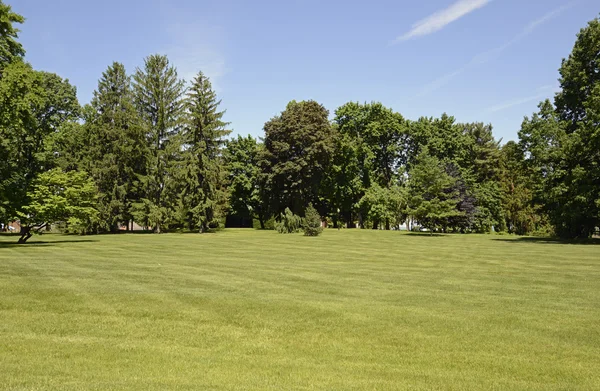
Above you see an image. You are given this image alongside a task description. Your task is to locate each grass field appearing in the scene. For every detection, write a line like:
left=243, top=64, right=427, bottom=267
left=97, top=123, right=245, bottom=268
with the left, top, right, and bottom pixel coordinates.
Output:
left=0, top=229, right=599, bottom=390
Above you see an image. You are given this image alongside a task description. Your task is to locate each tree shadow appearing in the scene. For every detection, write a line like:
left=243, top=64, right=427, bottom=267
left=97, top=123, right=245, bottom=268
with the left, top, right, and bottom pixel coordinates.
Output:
left=0, top=239, right=98, bottom=248
left=404, top=232, right=446, bottom=237
left=492, top=237, right=600, bottom=246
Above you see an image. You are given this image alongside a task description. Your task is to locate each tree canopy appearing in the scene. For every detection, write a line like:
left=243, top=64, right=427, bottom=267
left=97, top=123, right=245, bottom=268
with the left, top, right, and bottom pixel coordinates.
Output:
left=1, top=2, right=599, bottom=241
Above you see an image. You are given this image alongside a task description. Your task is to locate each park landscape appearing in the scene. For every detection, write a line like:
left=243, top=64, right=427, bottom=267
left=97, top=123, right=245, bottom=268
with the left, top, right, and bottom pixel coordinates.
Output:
left=2, top=0, right=600, bottom=389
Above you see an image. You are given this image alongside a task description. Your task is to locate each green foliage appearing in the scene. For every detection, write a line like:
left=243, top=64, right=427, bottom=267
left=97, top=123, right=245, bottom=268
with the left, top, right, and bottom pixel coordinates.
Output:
left=303, top=203, right=323, bottom=236
left=0, top=0, right=25, bottom=67
left=132, top=55, right=185, bottom=233
left=519, top=16, right=600, bottom=238
left=331, top=102, right=408, bottom=227
left=72, top=62, right=148, bottom=232
left=275, top=208, right=302, bottom=234
left=0, top=61, right=79, bottom=224
left=500, top=141, right=542, bottom=235
left=408, top=148, right=462, bottom=232
left=555, top=16, right=600, bottom=132
left=177, top=71, right=230, bottom=232
left=261, top=100, right=335, bottom=216
left=224, top=135, right=270, bottom=228
left=357, top=185, right=407, bottom=230
left=18, top=168, right=98, bottom=242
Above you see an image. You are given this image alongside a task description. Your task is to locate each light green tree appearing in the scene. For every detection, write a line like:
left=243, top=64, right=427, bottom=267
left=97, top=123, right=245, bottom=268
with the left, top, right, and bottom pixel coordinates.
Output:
left=18, top=168, right=98, bottom=243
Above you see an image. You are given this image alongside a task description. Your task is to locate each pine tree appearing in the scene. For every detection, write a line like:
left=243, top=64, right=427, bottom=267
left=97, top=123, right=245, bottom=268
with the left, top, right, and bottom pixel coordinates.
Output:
left=303, top=203, right=323, bottom=236
left=0, top=0, right=25, bottom=69
left=84, top=62, right=147, bottom=232
left=178, top=72, right=230, bottom=232
left=408, top=148, right=462, bottom=232
left=132, top=55, right=185, bottom=233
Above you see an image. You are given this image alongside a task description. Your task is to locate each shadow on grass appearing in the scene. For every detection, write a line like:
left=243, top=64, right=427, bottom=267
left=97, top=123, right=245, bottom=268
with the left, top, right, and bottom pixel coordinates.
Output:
left=404, top=232, right=446, bottom=237
left=0, top=239, right=98, bottom=248
left=492, top=237, right=600, bottom=246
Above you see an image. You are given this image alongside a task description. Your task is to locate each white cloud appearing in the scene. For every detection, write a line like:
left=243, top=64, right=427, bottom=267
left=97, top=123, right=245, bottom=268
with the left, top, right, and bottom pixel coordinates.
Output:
left=395, top=0, right=491, bottom=42
left=483, top=85, right=560, bottom=114
left=162, top=22, right=228, bottom=92
left=484, top=93, right=547, bottom=113
left=417, top=2, right=575, bottom=96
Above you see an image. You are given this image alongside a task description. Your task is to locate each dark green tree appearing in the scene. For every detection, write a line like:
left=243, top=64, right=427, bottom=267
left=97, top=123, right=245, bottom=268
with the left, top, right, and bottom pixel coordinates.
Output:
left=519, top=16, right=600, bottom=238
left=132, top=54, right=185, bottom=233
left=177, top=71, right=230, bottom=232
left=0, top=0, right=25, bottom=68
left=81, top=62, right=148, bottom=232
left=499, top=141, right=541, bottom=235
left=261, top=100, right=335, bottom=216
left=555, top=16, right=600, bottom=132
left=224, top=135, right=270, bottom=228
left=461, top=122, right=503, bottom=232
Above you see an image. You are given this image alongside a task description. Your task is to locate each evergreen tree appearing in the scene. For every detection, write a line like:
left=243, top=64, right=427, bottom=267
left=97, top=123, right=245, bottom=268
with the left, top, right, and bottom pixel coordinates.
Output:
left=132, top=55, right=185, bottom=233
left=0, top=0, right=24, bottom=69
left=83, top=62, right=147, bottom=232
left=499, top=141, right=542, bottom=235
left=303, top=203, right=323, bottom=236
left=408, top=148, right=462, bottom=232
left=178, top=72, right=230, bottom=232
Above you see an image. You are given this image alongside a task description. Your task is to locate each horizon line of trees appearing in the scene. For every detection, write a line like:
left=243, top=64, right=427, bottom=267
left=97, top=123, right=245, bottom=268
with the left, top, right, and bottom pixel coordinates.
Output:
left=1, top=1, right=599, bottom=242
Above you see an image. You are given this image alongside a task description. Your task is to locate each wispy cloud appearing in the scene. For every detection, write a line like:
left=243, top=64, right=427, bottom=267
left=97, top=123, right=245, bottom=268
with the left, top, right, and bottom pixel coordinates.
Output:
left=483, top=85, right=559, bottom=114
left=395, top=0, right=491, bottom=43
left=417, top=2, right=575, bottom=96
left=162, top=22, right=229, bottom=92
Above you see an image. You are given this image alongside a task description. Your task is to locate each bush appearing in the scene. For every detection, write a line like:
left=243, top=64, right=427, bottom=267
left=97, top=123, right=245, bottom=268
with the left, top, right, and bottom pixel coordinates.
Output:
left=303, top=203, right=323, bottom=236
left=275, top=208, right=302, bottom=234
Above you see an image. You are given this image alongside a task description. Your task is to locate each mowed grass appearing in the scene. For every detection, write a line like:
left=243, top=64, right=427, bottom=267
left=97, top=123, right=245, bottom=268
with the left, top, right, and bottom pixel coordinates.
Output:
left=0, top=230, right=599, bottom=390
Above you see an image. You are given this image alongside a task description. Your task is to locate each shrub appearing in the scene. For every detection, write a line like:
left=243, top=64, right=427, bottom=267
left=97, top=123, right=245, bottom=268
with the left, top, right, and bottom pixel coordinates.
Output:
left=303, top=203, right=323, bottom=236
left=275, top=208, right=302, bottom=234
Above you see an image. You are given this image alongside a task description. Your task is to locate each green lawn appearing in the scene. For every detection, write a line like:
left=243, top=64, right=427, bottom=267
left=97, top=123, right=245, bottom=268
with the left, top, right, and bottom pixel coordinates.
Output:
left=1, top=230, right=599, bottom=390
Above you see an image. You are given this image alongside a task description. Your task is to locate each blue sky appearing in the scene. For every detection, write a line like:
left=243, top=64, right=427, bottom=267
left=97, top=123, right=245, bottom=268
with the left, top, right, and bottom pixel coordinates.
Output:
left=13, top=0, right=598, bottom=142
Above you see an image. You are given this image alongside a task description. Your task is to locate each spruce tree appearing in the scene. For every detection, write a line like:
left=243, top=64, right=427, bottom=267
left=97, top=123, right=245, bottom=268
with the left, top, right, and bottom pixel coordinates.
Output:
left=85, top=62, right=147, bottom=232
left=303, top=203, right=323, bottom=236
left=178, top=72, right=230, bottom=232
left=0, top=0, right=25, bottom=69
left=408, top=148, right=462, bottom=232
left=132, top=55, right=185, bottom=233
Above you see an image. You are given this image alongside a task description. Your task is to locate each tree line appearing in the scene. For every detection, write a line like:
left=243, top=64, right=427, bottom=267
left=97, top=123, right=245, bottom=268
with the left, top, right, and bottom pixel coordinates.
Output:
left=1, top=1, right=599, bottom=242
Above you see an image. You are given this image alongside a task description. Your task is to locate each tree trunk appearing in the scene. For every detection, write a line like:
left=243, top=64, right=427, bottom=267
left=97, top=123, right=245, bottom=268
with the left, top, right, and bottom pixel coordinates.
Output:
left=155, top=222, right=161, bottom=234
left=18, top=226, right=32, bottom=244
left=385, top=218, right=390, bottom=231
left=18, top=223, right=47, bottom=244
left=258, top=215, right=265, bottom=230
